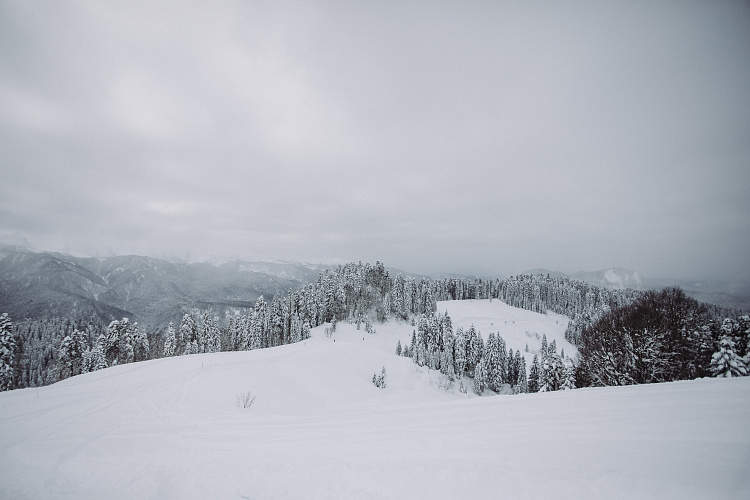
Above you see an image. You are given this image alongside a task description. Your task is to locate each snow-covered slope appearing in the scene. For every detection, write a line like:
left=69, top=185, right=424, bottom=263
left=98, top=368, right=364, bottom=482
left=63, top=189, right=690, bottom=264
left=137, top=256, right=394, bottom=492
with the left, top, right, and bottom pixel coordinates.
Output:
left=437, top=298, right=575, bottom=361
left=1, top=300, right=748, bottom=499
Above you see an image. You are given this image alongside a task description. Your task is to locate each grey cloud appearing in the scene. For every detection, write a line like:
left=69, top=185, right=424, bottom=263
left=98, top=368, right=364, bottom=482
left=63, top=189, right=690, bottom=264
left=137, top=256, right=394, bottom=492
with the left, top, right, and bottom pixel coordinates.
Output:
left=1, top=1, right=748, bottom=281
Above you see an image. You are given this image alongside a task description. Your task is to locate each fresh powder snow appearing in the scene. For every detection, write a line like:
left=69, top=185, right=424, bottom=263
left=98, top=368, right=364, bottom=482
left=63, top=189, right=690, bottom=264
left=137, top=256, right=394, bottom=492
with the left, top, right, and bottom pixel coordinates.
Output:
left=0, top=300, right=748, bottom=499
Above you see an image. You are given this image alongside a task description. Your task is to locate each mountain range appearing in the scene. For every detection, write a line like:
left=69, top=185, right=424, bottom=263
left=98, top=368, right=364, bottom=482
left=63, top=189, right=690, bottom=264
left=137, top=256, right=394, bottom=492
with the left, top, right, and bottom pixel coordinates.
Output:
left=0, top=245, right=328, bottom=330
left=2, top=244, right=746, bottom=332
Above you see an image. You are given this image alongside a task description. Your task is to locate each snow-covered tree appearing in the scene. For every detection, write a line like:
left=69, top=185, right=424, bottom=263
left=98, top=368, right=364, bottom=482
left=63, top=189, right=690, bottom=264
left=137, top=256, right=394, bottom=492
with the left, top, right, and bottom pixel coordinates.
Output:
left=396, top=339, right=402, bottom=356
left=466, top=326, right=483, bottom=377
left=202, top=314, right=220, bottom=353
left=528, top=354, right=541, bottom=393
left=131, top=322, right=149, bottom=361
left=484, top=333, right=502, bottom=392
left=103, top=318, right=136, bottom=366
left=82, top=337, right=107, bottom=373
left=163, top=322, right=176, bottom=357
left=710, top=336, right=747, bottom=378
left=540, top=346, right=564, bottom=392
left=57, top=329, right=87, bottom=379
left=373, top=366, right=387, bottom=388
left=473, top=359, right=487, bottom=395
left=454, top=328, right=467, bottom=378
left=562, top=357, right=576, bottom=389
left=179, top=314, right=198, bottom=356
left=517, top=355, right=528, bottom=393
left=254, top=296, right=269, bottom=349
left=302, top=321, right=311, bottom=341
left=0, top=313, right=15, bottom=391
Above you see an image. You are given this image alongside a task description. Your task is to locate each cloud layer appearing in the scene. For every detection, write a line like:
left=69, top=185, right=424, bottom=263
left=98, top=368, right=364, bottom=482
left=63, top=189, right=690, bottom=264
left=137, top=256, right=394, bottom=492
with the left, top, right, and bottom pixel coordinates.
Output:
left=1, top=1, right=749, bottom=279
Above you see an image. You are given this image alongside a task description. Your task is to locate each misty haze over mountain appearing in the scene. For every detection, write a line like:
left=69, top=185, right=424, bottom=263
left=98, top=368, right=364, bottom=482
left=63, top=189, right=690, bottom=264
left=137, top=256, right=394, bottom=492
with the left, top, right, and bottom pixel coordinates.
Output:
left=2, top=242, right=747, bottom=333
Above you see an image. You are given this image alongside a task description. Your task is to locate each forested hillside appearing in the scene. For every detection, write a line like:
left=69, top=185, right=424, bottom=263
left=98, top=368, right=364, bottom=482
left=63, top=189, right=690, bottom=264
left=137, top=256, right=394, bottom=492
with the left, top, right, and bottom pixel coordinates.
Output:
left=0, top=259, right=747, bottom=393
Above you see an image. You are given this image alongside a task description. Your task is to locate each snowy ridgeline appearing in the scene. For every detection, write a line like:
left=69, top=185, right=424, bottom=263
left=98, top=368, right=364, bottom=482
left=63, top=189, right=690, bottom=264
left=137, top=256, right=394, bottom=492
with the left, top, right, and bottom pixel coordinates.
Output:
left=0, top=299, right=748, bottom=499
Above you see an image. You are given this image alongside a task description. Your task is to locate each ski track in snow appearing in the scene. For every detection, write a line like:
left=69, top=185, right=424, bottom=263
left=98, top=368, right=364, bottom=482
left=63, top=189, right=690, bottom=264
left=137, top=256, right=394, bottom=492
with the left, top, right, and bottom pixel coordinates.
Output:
left=0, top=299, right=748, bottom=499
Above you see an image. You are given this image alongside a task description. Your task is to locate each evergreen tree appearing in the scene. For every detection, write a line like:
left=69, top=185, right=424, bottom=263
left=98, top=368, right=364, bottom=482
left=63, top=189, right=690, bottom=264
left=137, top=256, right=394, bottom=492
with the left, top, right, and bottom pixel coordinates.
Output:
left=104, top=319, right=136, bottom=366
left=238, top=315, right=250, bottom=350
left=373, top=366, right=387, bottom=388
left=254, top=296, right=268, bottom=348
left=454, top=328, right=467, bottom=378
left=484, top=333, right=501, bottom=392
left=562, top=357, right=576, bottom=389
left=302, top=321, right=311, bottom=341
left=540, top=347, right=564, bottom=392
left=528, top=354, right=541, bottom=393
left=473, top=359, right=487, bottom=395
left=202, top=314, right=220, bottom=353
left=0, top=313, right=15, bottom=391
left=185, top=339, right=199, bottom=355
left=57, top=329, right=87, bottom=379
left=163, top=322, right=177, bottom=357
left=710, top=336, right=747, bottom=378
left=82, top=337, right=107, bottom=373
left=396, top=339, right=402, bottom=356
left=57, top=335, right=74, bottom=379
left=290, top=314, right=302, bottom=343
left=467, top=326, right=483, bottom=377
left=131, top=322, right=149, bottom=361
left=179, top=314, right=198, bottom=356
left=518, top=355, right=528, bottom=393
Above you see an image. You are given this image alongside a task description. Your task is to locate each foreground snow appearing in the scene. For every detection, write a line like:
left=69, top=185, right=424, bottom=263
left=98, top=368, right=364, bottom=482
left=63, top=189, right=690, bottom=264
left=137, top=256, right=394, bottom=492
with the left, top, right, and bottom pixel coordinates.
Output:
left=1, top=300, right=748, bottom=499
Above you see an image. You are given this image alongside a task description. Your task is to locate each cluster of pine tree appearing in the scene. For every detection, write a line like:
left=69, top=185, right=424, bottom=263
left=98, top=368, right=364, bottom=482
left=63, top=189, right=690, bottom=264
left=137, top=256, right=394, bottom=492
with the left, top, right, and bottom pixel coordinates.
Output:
left=527, top=335, right=575, bottom=392
left=7, top=316, right=106, bottom=387
left=161, top=300, right=311, bottom=358
left=575, top=288, right=750, bottom=386
left=400, top=312, right=530, bottom=395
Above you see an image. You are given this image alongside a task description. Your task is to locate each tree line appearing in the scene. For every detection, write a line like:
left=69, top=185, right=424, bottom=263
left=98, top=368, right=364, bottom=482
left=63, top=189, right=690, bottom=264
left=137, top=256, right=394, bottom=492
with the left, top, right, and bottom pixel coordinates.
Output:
left=0, top=263, right=747, bottom=392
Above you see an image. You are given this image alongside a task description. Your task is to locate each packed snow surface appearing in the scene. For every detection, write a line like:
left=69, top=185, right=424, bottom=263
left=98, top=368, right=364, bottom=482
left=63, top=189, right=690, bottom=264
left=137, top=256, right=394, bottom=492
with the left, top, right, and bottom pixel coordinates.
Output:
left=1, top=300, right=748, bottom=499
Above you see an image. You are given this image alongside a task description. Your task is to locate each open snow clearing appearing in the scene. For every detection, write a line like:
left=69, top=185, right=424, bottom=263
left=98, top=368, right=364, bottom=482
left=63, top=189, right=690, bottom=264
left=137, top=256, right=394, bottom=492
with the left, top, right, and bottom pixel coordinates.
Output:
left=1, top=300, right=748, bottom=499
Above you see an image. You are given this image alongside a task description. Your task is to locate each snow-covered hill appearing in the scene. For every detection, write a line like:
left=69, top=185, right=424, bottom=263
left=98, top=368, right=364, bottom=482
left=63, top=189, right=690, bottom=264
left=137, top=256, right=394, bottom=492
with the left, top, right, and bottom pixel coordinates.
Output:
left=1, top=300, right=747, bottom=499
left=437, top=299, right=575, bottom=361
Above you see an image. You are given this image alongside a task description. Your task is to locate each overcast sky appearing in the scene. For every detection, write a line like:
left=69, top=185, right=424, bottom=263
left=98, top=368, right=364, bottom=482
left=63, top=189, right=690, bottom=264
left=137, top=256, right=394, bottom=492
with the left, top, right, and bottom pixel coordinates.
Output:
left=1, top=1, right=749, bottom=280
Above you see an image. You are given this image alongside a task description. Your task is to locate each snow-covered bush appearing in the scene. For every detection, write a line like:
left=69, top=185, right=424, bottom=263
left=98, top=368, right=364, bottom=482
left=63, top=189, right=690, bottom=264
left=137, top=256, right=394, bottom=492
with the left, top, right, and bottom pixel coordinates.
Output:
left=236, top=391, right=256, bottom=408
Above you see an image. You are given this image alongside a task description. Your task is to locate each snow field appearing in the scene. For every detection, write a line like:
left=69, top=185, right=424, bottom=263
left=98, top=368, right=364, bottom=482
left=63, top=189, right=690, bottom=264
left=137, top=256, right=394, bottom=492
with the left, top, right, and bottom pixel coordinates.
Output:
left=0, top=300, right=747, bottom=499
left=437, top=298, right=577, bottom=362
